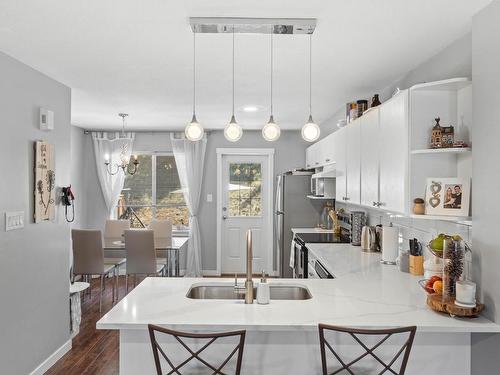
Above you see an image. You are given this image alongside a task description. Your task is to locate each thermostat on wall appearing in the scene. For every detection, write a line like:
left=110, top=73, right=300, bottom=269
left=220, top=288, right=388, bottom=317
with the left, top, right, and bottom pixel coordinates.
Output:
left=40, top=108, right=54, bottom=131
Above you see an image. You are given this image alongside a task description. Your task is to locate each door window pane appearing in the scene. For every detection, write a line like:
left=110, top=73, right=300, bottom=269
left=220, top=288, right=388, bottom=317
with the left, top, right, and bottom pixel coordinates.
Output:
left=228, top=163, right=262, bottom=217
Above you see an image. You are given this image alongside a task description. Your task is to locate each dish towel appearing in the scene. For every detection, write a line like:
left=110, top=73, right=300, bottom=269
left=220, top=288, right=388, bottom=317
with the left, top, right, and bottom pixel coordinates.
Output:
left=289, top=238, right=296, bottom=268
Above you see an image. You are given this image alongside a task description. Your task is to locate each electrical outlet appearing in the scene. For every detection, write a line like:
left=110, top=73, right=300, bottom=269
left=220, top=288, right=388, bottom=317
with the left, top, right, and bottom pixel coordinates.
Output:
left=5, top=211, right=24, bottom=231
left=207, top=194, right=213, bottom=202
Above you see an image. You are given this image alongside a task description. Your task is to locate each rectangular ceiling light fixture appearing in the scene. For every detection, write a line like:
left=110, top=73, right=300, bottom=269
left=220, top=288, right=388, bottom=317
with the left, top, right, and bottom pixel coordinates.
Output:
left=189, top=17, right=316, bottom=35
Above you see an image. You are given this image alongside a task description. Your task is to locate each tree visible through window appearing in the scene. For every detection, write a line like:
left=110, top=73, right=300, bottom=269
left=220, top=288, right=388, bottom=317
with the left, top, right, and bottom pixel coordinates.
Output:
left=117, top=154, right=189, bottom=229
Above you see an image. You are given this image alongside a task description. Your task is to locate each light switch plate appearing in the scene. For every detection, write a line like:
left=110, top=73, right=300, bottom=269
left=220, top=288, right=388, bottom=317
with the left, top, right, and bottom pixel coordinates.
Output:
left=207, top=194, right=213, bottom=202
left=5, top=211, right=24, bottom=231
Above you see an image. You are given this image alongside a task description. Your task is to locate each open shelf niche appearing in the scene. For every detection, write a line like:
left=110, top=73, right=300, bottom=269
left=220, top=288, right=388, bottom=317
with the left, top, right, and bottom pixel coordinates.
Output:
left=408, top=77, right=472, bottom=224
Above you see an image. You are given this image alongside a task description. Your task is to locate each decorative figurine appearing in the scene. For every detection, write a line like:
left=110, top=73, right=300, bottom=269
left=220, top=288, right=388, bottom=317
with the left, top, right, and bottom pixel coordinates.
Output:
left=430, top=117, right=454, bottom=148
left=431, top=117, right=443, bottom=148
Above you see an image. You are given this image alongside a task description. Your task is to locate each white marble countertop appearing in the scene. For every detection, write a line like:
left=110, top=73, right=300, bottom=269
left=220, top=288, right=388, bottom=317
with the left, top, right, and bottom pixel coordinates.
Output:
left=97, top=243, right=499, bottom=333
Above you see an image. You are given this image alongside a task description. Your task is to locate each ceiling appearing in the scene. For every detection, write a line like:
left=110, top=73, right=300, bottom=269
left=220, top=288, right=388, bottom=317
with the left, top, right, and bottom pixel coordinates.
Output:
left=0, top=1, right=490, bottom=131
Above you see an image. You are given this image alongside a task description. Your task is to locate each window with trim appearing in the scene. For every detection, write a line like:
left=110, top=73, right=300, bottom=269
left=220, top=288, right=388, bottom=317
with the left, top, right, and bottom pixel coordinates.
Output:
left=117, top=153, right=189, bottom=230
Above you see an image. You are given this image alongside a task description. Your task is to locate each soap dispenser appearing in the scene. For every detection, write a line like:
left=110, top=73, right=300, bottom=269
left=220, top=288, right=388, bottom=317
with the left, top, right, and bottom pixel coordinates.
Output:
left=257, top=271, right=270, bottom=305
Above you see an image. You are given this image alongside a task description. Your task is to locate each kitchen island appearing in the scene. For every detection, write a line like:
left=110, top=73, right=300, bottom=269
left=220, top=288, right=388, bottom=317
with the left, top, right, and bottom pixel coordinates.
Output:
left=97, top=245, right=499, bottom=374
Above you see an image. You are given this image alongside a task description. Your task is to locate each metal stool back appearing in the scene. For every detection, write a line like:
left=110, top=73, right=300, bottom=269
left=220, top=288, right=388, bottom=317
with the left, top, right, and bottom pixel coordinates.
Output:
left=318, top=324, right=416, bottom=375
left=148, top=324, right=246, bottom=375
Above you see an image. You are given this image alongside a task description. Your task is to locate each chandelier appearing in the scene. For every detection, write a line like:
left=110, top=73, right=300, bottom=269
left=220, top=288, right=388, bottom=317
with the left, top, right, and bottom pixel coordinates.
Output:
left=104, top=113, right=139, bottom=175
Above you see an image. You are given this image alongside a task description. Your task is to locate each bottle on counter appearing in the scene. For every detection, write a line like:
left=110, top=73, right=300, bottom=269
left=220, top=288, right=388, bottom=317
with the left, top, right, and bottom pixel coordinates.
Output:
left=257, top=271, right=270, bottom=305
left=320, top=201, right=334, bottom=230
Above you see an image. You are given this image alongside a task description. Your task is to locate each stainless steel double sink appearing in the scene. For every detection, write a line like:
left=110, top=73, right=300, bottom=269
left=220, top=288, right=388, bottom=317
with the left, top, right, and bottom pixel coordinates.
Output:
left=186, top=283, right=312, bottom=300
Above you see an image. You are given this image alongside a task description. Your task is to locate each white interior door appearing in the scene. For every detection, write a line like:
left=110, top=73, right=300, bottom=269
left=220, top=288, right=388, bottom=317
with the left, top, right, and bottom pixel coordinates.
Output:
left=219, top=153, right=271, bottom=275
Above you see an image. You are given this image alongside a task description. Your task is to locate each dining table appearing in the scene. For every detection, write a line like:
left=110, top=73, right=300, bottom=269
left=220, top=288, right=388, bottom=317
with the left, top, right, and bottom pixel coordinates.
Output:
left=103, top=237, right=188, bottom=277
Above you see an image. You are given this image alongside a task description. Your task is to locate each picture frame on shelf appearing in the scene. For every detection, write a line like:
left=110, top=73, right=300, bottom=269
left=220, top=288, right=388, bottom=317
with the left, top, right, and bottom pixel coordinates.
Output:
left=424, top=177, right=470, bottom=217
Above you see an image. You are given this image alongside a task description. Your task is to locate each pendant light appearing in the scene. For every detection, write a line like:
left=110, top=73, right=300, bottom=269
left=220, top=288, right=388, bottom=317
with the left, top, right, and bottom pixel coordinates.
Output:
left=185, top=32, right=204, bottom=141
left=301, top=34, right=320, bottom=142
left=262, top=32, right=281, bottom=142
left=224, top=26, right=243, bottom=142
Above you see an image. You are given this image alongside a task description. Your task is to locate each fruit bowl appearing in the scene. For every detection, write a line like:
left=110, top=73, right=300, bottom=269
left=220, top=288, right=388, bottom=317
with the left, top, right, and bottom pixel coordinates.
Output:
left=418, top=279, right=436, bottom=295
left=427, top=243, right=444, bottom=258
left=418, top=276, right=443, bottom=295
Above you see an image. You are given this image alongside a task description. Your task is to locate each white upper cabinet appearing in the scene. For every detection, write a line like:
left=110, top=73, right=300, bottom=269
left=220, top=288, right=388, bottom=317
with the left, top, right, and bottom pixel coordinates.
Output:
left=379, top=90, right=409, bottom=213
left=346, top=120, right=361, bottom=204
left=334, top=127, right=347, bottom=201
left=360, top=108, right=380, bottom=207
left=305, top=132, right=336, bottom=169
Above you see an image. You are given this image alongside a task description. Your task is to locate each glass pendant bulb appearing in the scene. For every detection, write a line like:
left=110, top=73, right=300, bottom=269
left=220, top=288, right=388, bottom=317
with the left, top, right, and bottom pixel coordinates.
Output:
left=224, top=115, right=242, bottom=142
left=185, top=32, right=204, bottom=141
left=262, top=115, right=280, bottom=142
left=301, top=114, right=320, bottom=142
left=185, top=114, right=204, bottom=141
left=302, top=34, right=320, bottom=142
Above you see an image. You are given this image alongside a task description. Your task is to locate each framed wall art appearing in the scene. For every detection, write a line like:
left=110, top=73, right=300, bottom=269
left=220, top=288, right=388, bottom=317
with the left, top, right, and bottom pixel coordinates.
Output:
left=424, top=177, right=470, bottom=217
left=34, top=140, right=56, bottom=223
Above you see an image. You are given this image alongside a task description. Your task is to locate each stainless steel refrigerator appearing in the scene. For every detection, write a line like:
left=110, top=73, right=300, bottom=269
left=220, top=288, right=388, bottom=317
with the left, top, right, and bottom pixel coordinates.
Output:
left=275, top=170, right=322, bottom=278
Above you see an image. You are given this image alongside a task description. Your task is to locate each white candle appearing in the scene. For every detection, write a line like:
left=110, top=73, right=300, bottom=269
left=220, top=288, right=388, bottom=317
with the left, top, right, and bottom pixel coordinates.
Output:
left=456, top=280, right=476, bottom=305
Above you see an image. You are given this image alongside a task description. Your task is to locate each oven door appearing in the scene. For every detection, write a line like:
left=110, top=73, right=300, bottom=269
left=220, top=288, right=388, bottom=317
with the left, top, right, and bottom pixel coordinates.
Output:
left=293, top=240, right=307, bottom=279
left=315, top=260, right=334, bottom=279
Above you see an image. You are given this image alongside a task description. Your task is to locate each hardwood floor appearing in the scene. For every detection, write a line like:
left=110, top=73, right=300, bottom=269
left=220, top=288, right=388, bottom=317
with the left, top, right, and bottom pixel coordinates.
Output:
left=46, top=274, right=253, bottom=374
left=46, top=276, right=137, bottom=375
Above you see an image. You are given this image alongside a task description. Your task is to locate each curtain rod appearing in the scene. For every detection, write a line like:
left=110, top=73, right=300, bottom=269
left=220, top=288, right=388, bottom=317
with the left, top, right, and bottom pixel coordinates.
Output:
left=83, top=129, right=213, bottom=135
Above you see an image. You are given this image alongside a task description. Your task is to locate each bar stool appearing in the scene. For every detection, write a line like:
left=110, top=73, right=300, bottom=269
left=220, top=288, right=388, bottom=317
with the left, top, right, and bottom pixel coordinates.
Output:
left=148, top=324, right=246, bottom=375
left=318, top=324, right=416, bottom=375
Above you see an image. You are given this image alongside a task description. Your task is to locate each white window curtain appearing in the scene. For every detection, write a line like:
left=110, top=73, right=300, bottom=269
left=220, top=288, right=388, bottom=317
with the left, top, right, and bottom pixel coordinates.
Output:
left=171, top=133, right=207, bottom=277
left=92, top=132, right=135, bottom=218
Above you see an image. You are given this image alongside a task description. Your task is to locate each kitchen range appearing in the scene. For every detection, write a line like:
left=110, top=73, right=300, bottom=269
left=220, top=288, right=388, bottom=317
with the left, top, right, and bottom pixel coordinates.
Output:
left=292, top=232, right=350, bottom=279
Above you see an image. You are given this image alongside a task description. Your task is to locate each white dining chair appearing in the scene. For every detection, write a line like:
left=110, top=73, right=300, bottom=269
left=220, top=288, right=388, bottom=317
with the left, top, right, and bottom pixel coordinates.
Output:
left=148, top=219, right=173, bottom=248
left=124, top=230, right=166, bottom=292
left=72, top=229, right=124, bottom=312
left=104, top=219, right=130, bottom=247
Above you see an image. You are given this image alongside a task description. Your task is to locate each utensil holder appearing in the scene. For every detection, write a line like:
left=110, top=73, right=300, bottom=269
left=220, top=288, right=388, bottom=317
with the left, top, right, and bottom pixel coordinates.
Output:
left=409, top=255, right=424, bottom=276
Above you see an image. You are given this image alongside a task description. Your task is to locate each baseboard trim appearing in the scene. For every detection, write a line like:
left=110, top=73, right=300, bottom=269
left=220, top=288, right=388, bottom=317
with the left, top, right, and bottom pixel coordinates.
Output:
left=30, top=339, right=72, bottom=375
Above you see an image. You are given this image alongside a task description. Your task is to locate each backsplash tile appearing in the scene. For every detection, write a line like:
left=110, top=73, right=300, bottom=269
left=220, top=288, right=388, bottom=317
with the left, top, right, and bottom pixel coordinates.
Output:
left=338, top=203, right=471, bottom=256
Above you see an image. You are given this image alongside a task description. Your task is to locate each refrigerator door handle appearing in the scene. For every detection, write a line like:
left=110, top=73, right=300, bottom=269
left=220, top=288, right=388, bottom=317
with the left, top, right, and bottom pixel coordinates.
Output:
left=275, top=174, right=283, bottom=277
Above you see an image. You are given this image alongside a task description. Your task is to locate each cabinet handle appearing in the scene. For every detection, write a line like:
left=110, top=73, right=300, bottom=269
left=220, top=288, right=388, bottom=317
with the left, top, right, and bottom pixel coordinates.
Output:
left=373, top=202, right=378, bottom=207
left=344, top=197, right=350, bottom=201
left=378, top=202, right=384, bottom=207
left=315, top=162, right=319, bottom=165
left=325, top=159, right=331, bottom=162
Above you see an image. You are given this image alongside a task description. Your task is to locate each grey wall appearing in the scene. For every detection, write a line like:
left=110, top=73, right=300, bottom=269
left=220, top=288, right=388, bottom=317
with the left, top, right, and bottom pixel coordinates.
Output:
left=73, top=129, right=308, bottom=272
left=323, top=32, right=473, bottom=135
left=199, top=130, right=308, bottom=272
left=70, top=126, right=88, bottom=228
left=0, top=52, right=71, bottom=374
left=471, top=0, right=500, bottom=370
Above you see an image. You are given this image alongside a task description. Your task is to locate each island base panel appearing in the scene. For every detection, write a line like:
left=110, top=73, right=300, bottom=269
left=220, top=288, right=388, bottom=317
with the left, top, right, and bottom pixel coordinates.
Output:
left=119, top=329, right=470, bottom=374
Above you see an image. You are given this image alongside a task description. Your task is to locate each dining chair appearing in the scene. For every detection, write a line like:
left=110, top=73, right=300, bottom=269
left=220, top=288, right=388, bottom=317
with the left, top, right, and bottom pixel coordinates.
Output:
left=318, top=324, right=416, bottom=375
left=148, top=324, right=246, bottom=375
left=124, top=229, right=166, bottom=291
left=72, top=229, right=124, bottom=312
left=103, top=219, right=130, bottom=247
left=148, top=219, right=173, bottom=247
left=148, top=219, right=173, bottom=274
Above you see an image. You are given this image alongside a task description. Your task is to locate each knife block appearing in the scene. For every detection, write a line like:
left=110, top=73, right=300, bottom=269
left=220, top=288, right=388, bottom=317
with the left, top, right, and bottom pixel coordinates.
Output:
left=409, top=255, right=424, bottom=276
